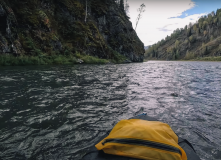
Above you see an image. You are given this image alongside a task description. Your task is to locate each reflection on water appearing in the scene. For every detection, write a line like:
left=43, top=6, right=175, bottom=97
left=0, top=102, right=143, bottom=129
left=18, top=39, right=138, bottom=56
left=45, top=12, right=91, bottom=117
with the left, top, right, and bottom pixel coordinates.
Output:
left=0, top=61, right=221, bottom=160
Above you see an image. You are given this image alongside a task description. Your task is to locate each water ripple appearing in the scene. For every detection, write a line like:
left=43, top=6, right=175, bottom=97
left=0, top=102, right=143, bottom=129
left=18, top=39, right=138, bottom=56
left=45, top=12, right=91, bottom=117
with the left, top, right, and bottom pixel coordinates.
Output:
left=0, top=62, right=221, bottom=160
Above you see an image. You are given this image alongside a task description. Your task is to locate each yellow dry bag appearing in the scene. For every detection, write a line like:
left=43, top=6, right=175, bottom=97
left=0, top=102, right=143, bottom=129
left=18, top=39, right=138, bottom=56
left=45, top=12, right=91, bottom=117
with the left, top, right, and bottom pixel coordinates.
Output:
left=95, top=119, right=187, bottom=160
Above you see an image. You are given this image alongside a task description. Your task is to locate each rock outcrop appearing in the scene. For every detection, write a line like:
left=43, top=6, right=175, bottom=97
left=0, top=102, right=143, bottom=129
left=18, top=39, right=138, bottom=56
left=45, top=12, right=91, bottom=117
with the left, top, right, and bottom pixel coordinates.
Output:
left=0, top=0, right=144, bottom=62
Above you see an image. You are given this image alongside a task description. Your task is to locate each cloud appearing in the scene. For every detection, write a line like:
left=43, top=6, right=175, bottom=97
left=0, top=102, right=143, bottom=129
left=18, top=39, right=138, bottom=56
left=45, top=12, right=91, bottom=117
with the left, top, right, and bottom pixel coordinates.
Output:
left=158, top=28, right=172, bottom=32
left=157, top=24, right=175, bottom=32
left=128, top=0, right=208, bottom=45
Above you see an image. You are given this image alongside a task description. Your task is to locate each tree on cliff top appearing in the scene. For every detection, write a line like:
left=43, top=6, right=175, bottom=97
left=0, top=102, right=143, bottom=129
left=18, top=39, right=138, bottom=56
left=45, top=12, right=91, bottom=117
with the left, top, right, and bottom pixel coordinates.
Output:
left=120, top=0, right=124, bottom=11
left=125, top=0, right=130, bottom=16
left=135, top=3, right=146, bottom=31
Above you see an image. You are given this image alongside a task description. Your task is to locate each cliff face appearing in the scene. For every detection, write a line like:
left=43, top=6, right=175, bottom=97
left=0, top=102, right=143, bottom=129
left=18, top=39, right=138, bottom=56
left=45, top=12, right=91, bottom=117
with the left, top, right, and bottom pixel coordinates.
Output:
left=0, top=0, right=145, bottom=62
left=145, top=9, right=221, bottom=60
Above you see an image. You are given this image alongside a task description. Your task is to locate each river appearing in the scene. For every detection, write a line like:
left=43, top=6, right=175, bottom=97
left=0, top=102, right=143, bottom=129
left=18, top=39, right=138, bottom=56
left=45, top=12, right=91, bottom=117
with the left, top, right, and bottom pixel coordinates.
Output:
left=0, top=61, right=221, bottom=160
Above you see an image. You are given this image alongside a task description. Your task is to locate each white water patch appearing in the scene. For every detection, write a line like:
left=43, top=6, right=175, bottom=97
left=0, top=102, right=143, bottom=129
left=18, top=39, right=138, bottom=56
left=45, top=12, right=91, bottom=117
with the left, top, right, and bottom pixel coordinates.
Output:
left=0, top=108, right=10, bottom=111
left=0, top=76, right=16, bottom=81
left=17, top=109, right=31, bottom=114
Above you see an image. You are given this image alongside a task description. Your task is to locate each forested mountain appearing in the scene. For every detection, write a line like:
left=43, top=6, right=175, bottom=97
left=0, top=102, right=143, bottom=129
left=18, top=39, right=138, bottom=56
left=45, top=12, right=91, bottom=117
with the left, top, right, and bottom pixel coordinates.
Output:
left=145, top=8, right=221, bottom=60
left=0, top=0, right=144, bottom=65
left=144, top=45, right=151, bottom=50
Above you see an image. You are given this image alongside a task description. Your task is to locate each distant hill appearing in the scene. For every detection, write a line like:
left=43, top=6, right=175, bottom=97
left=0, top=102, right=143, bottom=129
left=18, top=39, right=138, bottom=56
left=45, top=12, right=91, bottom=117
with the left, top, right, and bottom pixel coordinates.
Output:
left=144, top=45, right=151, bottom=50
left=145, top=8, right=221, bottom=60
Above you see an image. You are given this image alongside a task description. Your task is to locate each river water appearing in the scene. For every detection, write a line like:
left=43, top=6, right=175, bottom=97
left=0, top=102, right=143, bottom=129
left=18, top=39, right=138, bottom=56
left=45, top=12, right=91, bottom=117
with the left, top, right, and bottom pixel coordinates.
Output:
left=0, top=61, right=221, bottom=160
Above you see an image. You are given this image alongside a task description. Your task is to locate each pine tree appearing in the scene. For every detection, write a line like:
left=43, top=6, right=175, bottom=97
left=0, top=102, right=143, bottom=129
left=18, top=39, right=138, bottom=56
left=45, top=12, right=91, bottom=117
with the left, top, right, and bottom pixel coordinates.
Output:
left=125, top=0, right=130, bottom=16
left=120, top=0, right=124, bottom=11
left=135, top=3, right=146, bottom=31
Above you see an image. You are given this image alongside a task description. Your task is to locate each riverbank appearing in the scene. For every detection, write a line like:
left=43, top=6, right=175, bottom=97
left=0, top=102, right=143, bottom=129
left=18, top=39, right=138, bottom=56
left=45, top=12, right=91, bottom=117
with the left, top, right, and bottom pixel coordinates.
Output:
left=190, top=56, right=221, bottom=61
left=0, top=52, right=128, bottom=66
left=144, top=56, right=221, bottom=62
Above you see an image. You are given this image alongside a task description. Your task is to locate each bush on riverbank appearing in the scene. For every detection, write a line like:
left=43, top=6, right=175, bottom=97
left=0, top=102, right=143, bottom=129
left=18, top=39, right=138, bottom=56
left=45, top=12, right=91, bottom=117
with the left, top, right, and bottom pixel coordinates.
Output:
left=192, top=56, right=221, bottom=61
left=112, top=50, right=127, bottom=63
left=107, top=46, right=127, bottom=63
left=0, top=52, right=109, bottom=66
left=184, top=51, right=195, bottom=60
left=144, top=56, right=221, bottom=62
left=74, top=52, right=109, bottom=64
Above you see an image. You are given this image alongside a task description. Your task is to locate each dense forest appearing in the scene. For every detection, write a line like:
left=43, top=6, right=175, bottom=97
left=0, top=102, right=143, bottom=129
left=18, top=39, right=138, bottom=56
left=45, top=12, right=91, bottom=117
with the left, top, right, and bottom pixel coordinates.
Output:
left=145, top=8, right=221, bottom=61
left=0, top=0, right=144, bottom=65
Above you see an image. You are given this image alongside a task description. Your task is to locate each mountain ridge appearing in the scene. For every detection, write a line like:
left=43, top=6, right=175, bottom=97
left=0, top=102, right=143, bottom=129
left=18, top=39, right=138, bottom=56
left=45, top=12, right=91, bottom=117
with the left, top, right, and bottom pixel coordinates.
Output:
left=145, top=8, right=221, bottom=60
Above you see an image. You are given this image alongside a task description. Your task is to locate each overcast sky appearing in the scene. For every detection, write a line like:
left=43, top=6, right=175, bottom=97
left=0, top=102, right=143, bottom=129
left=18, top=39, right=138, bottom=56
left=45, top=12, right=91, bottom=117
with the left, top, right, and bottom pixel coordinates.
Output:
left=127, top=0, right=221, bottom=46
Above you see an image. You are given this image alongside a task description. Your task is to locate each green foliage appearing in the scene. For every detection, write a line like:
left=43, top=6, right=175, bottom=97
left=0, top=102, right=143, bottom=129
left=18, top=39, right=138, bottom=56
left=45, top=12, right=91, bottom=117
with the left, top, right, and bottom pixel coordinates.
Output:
left=53, top=55, right=74, bottom=64
left=62, top=44, right=73, bottom=56
left=201, top=46, right=207, bottom=55
left=106, top=46, right=126, bottom=63
left=167, top=47, right=175, bottom=54
left=112, top=50, right=126, bottom=63
left=0, top=54, right=80, bottom=66
left=61, top=0, right=84, bottom=18
left=165, top=35, right=169, bottom=40
left=160, top=39, right=165, bottom=45
left=214, top=18, right=218, bottom=24
left=21, top=36, right=43, bottom=56
left=196, top=28, right=200, bottom=35
left=193, top=25, right=197, bottom=32
left=216, top=8, right=221, bottom=17
left=219, top=44, right=221, bottom=51
left=28, top=11, right=40, bottom=26
left=38, top=10, right=50, bottom=27
left=171, top=28, right=180, bottom=38
left=91, top=0, right=108, bottom=15
left=0, top=53, right=110, bottom=66
left=189, top=35, right=195, bottom=43
left=199, top=22, right=203, bottom=29
left=75, top=52, right=82, bottom=58
left=175, top=40, right=179, bottom=49
left=184, top=39, right=189, bottom=44
left=73, top=51, right=109, bottom=64
left=184, top=50, right=195, bottom=60
left=202, top=21, right=208, bottom=30
left=175, top=50, right=180, bottom=59
left=81, top=55, right=108, bottom=64
left=203, top=30, right=208, bottom=36
left=198, top=16, right=205, bottom=23
left=188, top=22, right=192, bottom=28
left=119, top=0, right=124, bottom=11
left=207, top=14, right=213, bottom=24
left=186, top=28, right=191, bottom=37
left=194, top=56, right=221, bottom=61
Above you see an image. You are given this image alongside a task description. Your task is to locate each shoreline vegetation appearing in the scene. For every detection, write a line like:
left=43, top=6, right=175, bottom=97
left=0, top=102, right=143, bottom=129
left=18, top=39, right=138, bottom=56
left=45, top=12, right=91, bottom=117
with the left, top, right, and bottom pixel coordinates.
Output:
left=144, top=56, right=221, bottom=62
left=1, top=54, right=220, bottom=66
left=0, top=51, right=128, bottom=66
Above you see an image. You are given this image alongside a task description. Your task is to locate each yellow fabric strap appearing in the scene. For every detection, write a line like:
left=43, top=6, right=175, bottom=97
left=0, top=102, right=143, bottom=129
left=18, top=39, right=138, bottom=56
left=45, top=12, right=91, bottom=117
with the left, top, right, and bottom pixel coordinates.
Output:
left=96, top=119, right=187, bottom=160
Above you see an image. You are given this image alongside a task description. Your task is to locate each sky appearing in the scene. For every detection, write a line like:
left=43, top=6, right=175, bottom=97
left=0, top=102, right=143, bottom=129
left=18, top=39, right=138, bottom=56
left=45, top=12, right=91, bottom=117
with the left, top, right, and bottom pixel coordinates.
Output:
left=127, top=0, right=221, bottom=46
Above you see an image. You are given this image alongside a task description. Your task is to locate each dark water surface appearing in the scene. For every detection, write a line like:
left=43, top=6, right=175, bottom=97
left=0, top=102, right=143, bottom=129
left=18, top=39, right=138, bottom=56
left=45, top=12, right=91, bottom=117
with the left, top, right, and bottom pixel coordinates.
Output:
left=0, top=61, right=221, bottom=160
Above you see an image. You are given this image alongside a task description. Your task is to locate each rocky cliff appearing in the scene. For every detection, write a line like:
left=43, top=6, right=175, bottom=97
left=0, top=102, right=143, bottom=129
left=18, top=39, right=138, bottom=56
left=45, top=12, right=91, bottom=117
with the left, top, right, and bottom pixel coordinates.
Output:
left=0, top=0, right=145, bottom=63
